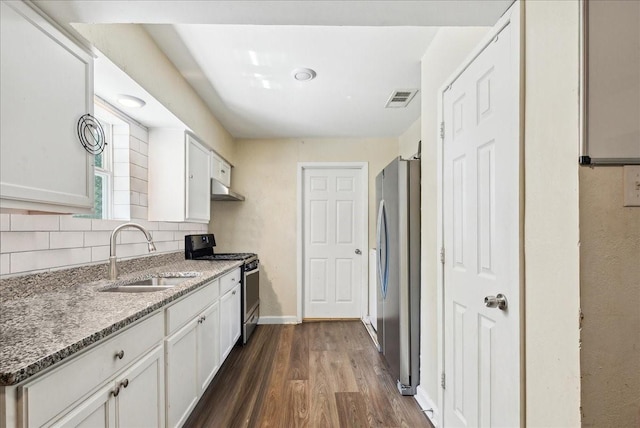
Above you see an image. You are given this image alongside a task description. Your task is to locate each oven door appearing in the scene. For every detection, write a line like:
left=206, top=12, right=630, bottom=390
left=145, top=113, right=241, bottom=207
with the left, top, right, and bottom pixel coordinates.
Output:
left=244, top=267, right=259, bottom=321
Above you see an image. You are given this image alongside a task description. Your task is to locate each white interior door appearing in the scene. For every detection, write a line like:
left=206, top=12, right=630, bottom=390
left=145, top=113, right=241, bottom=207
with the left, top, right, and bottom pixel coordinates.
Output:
left=302, top=166, right=365, bottom=319
left=442, top=6, right=521, bottom=427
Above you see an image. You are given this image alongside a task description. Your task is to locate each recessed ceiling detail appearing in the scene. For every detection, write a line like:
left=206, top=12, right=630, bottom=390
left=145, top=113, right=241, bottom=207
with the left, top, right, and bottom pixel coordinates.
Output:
left=385, top=89, right=418, bottom=108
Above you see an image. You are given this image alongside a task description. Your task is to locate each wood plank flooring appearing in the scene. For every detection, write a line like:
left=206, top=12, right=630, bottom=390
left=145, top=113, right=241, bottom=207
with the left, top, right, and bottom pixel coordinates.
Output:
left=184, top=321, right=432, bottom=428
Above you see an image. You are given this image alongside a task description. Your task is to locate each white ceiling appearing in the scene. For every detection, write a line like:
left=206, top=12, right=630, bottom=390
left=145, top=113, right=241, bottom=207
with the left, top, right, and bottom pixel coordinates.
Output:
left=34, top=1, right=513, bottom=139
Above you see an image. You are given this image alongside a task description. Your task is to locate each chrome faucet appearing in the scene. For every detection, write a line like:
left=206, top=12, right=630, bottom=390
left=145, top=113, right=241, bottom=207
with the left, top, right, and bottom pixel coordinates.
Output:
left=109, top=222, right=156, bottom=280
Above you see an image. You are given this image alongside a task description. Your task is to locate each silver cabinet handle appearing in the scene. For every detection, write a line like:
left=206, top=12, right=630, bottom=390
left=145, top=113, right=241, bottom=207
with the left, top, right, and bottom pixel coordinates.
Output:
left=232, top=290, right=236, bottom=295
left=484, top=294, right=508, bottom=310
left=355, top=249, right=362, bottom=255
left=115, top=350, right=124, bottom=360
left=120, top=379, right=129, bottom=388
left=111, top=386, right=120, bottom=397
left=189, top=174, right=194, bottom=179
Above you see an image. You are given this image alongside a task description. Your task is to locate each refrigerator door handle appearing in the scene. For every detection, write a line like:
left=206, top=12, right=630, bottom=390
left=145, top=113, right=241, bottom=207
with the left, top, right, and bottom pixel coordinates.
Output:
left=376, top=200, right=385, bottom=298
left=376, top=200, right=390, bottom=299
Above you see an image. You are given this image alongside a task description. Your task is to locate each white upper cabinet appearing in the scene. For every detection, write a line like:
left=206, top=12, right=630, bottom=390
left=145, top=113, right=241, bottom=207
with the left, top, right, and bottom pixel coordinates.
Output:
left=0, top=1, right=94, bottom=214
left=148, top=129, right=211, bottom=223
left=211, top=151, right=231, bottom=187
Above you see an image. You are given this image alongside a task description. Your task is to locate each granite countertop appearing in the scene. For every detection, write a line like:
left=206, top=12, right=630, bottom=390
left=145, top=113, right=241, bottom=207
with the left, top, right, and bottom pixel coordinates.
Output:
left=0, top=252, right=243, bottom=386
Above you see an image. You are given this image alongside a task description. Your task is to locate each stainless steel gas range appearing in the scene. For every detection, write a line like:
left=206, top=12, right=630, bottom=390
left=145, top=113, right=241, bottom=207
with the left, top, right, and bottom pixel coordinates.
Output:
left=185, top=234, right=259, bottom=345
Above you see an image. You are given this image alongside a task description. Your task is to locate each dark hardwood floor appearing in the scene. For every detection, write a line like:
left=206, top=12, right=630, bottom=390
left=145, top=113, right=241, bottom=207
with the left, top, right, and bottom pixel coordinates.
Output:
left=184, top=321, right=433, bottom=428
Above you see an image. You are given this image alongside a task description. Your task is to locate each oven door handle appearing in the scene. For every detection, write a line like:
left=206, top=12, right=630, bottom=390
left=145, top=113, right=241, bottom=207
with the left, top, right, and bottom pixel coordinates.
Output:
left=245, top=268, right=259, bottom=276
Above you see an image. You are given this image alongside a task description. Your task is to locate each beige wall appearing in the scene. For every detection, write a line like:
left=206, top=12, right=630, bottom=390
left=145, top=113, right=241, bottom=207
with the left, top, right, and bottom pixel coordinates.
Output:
left=398, top=118, right=421, bottom=159
left=417, top=26, right=490, bottom=412
left=579, top=135, right=640, bottom=424
left=524, top=1, right=581, bottom=426
left=73, top=24, right=235, bottom=162
left=210, top=138, right=398, bottom=319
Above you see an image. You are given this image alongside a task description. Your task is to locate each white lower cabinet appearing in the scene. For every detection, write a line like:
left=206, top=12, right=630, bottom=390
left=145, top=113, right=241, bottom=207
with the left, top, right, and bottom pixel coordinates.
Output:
left=197, top=302, right=220, bottom=392
left=52, top=345, right=165, bottom=428
left=220, top=283, right=241, bottom=362
left=1, top=268, right=242, bottom=428
left=165, top=318, right=199, bottom=428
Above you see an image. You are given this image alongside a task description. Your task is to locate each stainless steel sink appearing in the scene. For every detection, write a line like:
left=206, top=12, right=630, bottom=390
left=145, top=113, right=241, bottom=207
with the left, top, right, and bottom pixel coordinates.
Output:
left=101, top=273, right=199, bottom=293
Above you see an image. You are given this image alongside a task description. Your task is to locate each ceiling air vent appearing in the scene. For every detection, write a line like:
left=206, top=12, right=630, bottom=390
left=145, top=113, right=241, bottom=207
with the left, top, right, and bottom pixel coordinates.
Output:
left=385, top=89, right=419, bottom=108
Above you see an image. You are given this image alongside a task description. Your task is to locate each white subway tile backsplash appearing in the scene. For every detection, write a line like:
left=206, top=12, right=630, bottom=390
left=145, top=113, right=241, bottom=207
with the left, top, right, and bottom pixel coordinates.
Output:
left=113, top=177, right=130, bottom=191
left=119, top=230, right=148, bottom=244
left=130, top=205, right=147, bottom=221
left=128, top=137, right=139, bottom=153
left=84, top=231, right=114, bottom=247
left=0, top=214, right=10, bottom=231
left=138, top=141, right=148, bottom=156
left=1, top=254, right=10, bottom=275
left=92, top=219, right=127, bottom=231
left=139, top=193, right=148, bottom=207
left=155, top=241, right=179, bottom=253
left=130, top=177, right=147, bottom=194
left=113, top=148, right=130, bottom=163
left=112, top=134, right=129, bottom=149
left=11, top=248, right=92, bottom=274
left=113, top=162, right=129, bottom=177
left=0, top=232, right=49, bottom=253
left=60, top=216, right=91, bottom=231
left=151, top=231, right=175, bottom=242
left=130, top=164, right=147, bottom=181
left=129, top=192, right=140, bottom=205
left=116, top=243, right=149, bottom=259
left=112, top=205, right=131, bottom=221
left=113, top=124, right=130, bottom=136
left=10, top=215, right=59, bottom=231
left=129, top=123, right=148, bottom=142
left=158, top=222, right=178, bottom=231
left=50, top=232, right=84, bottom=249
left=91, top=245, right=110, bottom=263
left=130, top=151, right=148, bottom=169
left=113, top=191, right=131, bottom=205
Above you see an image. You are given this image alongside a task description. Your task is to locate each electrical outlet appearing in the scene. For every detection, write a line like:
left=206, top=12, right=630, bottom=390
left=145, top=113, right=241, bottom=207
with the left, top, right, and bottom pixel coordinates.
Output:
left=623, top=165, right=640, bottom=207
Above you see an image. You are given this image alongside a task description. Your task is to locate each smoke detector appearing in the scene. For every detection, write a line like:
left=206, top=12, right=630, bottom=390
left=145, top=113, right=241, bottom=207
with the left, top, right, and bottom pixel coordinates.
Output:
left=292, top=68, right=317, bottom=81
left=385, top=89, right=418, bottom=108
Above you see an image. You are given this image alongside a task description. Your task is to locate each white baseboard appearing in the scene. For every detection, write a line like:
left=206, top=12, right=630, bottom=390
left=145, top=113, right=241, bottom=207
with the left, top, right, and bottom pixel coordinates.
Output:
left=414, top=386, right=439, bottom=427
left=258, top=316, right=299, bottom=325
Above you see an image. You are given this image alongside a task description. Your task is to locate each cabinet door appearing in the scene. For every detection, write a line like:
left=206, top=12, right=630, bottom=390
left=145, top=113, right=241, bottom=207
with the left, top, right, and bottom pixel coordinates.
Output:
left=51, top=384, right=115, bottom=428
left=219, top=160, right=231, bottom=187
left=0, top=1, right=94, bottom=213
left=116, top=345, right=165, bottom=428
left=165, top=318, right=199, bottom=428
left=211, top=153, right=223, bottom=183
left=185, top=134, right=211, bottom=222
left=197, top=301, right=220, bottom=393
left=230, top=283, right=242, bottom=345
left=220, top=284, right=241, bottom=362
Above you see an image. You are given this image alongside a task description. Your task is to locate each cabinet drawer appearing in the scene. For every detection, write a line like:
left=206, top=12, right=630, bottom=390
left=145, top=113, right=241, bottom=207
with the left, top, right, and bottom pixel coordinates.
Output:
left=220, top=268, right=241, bottom=295
left=21, top=312, right=163, bottom=428
left=166, top=279, right=219, bottom=334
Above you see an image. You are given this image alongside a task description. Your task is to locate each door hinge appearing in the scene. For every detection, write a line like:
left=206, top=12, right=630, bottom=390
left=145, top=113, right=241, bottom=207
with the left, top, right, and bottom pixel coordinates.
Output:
left=440, top=247, right=445, bottom=264
left=441, top=372, right=446, bottom=389
left=440, top=122, right=445, bottom=140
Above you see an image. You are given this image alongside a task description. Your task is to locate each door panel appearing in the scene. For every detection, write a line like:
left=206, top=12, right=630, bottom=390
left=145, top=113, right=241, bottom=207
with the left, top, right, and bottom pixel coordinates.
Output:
left=443, top=10, right=520, bottom=427
left=304, top=167, right=364, bottom=318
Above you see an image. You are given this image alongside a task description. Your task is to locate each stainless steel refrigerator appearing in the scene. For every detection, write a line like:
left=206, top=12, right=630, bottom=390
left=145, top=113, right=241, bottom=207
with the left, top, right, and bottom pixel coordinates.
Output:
left=376, top=156, right=421, bottom=396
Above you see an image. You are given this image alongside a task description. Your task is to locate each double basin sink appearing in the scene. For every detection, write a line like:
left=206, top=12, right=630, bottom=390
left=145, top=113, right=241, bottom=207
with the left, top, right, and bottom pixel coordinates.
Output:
left=101, top=273, right=200, bottom=293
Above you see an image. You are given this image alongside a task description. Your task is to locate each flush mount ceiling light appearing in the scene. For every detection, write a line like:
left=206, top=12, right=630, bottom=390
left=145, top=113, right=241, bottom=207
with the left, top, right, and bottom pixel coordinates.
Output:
left=292, top=68, right=317, bottom=82
left=116, top=94, right=146, bottom=109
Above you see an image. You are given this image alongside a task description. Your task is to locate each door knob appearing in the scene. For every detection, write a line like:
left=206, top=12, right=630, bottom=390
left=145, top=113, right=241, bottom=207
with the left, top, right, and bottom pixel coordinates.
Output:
left=355, top=249, right=362, bottom=255
left=484, top=293, right=508, bottom=310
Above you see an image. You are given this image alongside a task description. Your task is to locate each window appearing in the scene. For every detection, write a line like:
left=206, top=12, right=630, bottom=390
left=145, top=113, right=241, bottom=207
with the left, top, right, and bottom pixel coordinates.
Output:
left=76, top=115, right=113, bottom=219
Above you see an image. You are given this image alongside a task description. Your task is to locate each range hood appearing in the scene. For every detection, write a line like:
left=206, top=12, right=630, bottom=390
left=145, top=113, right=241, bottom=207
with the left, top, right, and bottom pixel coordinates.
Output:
left=211, top=178, right=245, bottom=201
